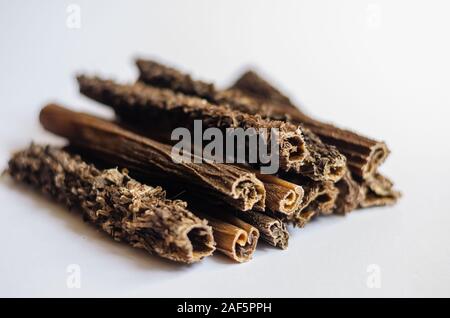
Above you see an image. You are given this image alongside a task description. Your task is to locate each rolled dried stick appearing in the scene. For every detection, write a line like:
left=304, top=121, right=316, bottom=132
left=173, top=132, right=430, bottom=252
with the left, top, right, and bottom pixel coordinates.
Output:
left=134, top=60, right=347, bottom=182
left=230, top=70, right=389, bottom=181
left=254, top=173, right=303, bottom=216
left=284, top=177, right=339, bottom=227
left=7, top=144, right=215, bottom=264
left=39, top=104, right=266, bottom=212
left=77, top=75, right=309, bottom=176
left=235, top=210, right=289, bottom=249
left=195, top=211, right=259, bottom=263
left=185, top=192, right=289, bottom=250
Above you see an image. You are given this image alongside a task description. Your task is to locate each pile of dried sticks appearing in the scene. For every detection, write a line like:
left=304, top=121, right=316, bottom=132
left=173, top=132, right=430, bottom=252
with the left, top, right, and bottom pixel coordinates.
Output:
left=6, top=59, right=400, bottom=263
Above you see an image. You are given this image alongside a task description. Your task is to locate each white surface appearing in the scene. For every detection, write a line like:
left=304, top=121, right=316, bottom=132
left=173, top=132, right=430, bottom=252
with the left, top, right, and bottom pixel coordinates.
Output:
left=1, top=0, right=449, bottom=297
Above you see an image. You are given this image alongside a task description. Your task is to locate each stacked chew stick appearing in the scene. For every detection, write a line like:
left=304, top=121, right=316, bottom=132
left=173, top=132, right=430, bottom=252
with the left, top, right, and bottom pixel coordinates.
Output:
left=6, top=59, right=400, bottom=263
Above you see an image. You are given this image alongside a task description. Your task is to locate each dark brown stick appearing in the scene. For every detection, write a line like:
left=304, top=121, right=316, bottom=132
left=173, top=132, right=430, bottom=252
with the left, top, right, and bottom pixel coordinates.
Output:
left=77, top=75, right=309, bottom=175
left=134, top=60, right=347, bottom=182
left=137, top=58, right=216, bottom=101
left=7, top=144, right=215, bottom=264
left=230, top=70, right=401, bottom=209
left=39, top=104, right=266, bottom=212
left=229, top=70, right=389, bottom=182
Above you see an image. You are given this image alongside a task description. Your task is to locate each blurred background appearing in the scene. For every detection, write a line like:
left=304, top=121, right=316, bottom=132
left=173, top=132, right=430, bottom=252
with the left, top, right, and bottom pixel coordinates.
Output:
left=1, top=0, right=449, bottom=297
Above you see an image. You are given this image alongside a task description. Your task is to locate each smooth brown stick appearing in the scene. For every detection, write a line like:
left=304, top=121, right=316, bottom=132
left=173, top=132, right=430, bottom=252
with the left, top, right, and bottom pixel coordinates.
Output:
left=195, top=211, right=259, bottom=263
left=39, top=104, right=266, bottom=212
left=7, top=144, right=215, bottom=264
left=134, top=60, right=347, bottom=182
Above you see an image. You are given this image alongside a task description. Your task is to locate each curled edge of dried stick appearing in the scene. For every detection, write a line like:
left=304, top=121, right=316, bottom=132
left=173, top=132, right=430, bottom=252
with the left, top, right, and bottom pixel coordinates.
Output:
left=255, top=173, right=303, bottom=216
left=235, top=210, right=289, bottom=249
left=285, top=178, right=339, bottom=227
left=7, top=144, right=215, bottom=264
left=39, top=103, right=266, bottom=212
left=195, top=211, right=259, bottom=263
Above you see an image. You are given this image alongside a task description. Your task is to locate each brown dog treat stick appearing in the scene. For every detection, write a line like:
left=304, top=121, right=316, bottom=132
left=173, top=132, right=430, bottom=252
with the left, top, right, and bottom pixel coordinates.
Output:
left=39, top=104, right=266, bottom=212
left=7, top=144, right=215, bottom=264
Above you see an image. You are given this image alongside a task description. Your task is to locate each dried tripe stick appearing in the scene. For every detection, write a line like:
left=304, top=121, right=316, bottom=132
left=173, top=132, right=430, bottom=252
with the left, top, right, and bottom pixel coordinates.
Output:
left=77, top=75, right=307, bottom=174
left=39, top=104, right=266, bottom=212
left=137, top=59, right=216, bottom=101
left=195, top=211, right=259, bottom=263
left=229, top=70, right=389, bottom=182
left=235, top=210, right=289, bottom=249
left=77, top=75, right=346, bottom=182
left=254, top=173, right=303, bottom=216
left=134, top=59, right=347, bottom=182
left=112, top=165, right=290, bottom=251
left=229, top=70, right=400, bottom=209
left=7, top=144, right=215, bottom=264
left=283, top=176, right=339, bottom=227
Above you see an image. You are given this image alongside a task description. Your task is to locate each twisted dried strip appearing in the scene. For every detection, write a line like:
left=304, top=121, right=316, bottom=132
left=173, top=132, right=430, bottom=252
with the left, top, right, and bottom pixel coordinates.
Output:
left=195, top=211, right=259, bottom=263
left=360, top=173, right=401, bottom=208
left=230, top=70, right=389, bottom=181
left=135, top=59, right=346, bottom=182
left=39, top=104, right=265, bottom=212
left=77, top=75, right=308, bottom=175
left=7, top=144, right=215, bottom=264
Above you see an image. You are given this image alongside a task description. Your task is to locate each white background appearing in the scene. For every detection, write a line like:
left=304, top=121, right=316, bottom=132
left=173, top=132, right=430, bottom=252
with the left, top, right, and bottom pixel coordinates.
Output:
left=1, top=0, right=449, bottom=297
